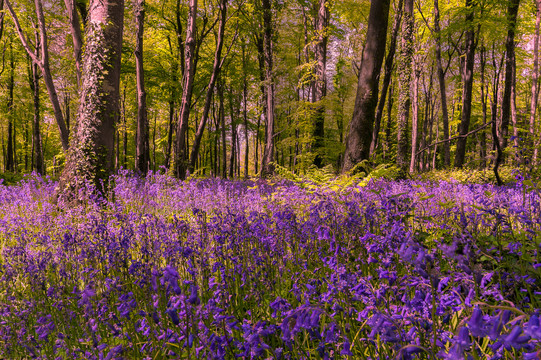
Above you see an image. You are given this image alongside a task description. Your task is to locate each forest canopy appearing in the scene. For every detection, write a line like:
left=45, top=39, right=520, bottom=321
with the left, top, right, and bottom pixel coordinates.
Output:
left=0, top=0, right=539, bottom=185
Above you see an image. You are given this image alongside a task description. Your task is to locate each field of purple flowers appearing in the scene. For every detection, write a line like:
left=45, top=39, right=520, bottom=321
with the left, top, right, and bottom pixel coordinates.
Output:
left=0, top=172, right=540, bottom=359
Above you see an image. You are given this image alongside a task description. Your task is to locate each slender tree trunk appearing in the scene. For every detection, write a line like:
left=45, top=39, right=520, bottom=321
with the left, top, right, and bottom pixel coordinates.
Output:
left=134, top=0, right=149, bottom=174
left=312, top=0, right=329, bottom=167
left=5, top=0, right=70, bottom=152
left=175, top=0, right=197, bottom=179
left=371, top=0, right=402, bottom=156
left=531, top=0, right=541, bottom=165
left=243, top=42, right=249, bottom=179
left=59, top=0, right=124, bottom=197
left=229, top=91, right=238, bottom=179
left=189, top=0, right=227, bottom=174
left=454, top=0, right=476, bottom=168
left=433, top=0, right=451, bottom=167
left=64, top=0, right=83, bottom=86
left=480, top=45, right=488, bottom=168
left=342, top=0, right=391, bottom=173
left=218, top=79, right=227, bottom=178
left=30, top=33, right=43, bottom=174
left=6, top=43, right=14, bottom=173
left=261, top=0, right=276, bottom=177
left=409, top=62, right=420, bottom=173
left=165, top=40, right=178, bottom=170
left=384, top=84, right=394, bottom=162
left=397, top=0, right=413, bottom=174
left=500, top=0, right=520, bottom=151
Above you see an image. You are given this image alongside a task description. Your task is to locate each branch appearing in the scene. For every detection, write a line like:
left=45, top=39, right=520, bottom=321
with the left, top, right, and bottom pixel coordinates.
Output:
left=416, top=121, right=493, bottom=156
left=4, top=0, right=40, bottom=66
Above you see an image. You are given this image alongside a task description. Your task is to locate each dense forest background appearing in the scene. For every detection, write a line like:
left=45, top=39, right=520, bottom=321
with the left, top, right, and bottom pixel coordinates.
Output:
left=0, top=0, right=539, bottom=182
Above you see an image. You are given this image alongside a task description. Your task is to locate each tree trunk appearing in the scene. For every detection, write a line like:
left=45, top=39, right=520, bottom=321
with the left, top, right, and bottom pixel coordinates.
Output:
left=342, top=0, right=391, bottom=173
left=64, top=0, right=83, bottom=86
left=371, top=0, right=402, bottom=156
left=219, top=82, right=227, bottom=178
left=433, top=0, right=451, bottom=167
left=175, top=0, right=197, bottom=179
left=409, top=64, right=420, bottom=173
left=500, top=0, right=520, bottom=151
left=6, top=42, right=14, bottom=172
left=5, top=0, right=70, bottom=152
left=260, top=0, right=276, bottom=177
left=30, top=33, right=44, bottom=174
left=134, top=0, right=149, bottom=174
left=243, top=42, right=249, bottom=179
left=59, top=0, right=124, bottom=198
left=397, top=0, right=413, bottom=174
left=189, top=0, right=227, bottom=174
left=384, top=84, right=394, bottom=162
left=480, top=45, right=488, bottom=168
left=531, top=0, right=541, bottom=166
left=312, top=0, right=328, bottom=167
left=453, top=0, right=476, bottom=168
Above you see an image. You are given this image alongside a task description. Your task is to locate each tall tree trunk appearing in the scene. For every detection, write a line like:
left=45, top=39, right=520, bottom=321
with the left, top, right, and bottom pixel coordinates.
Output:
left=371, top=0, right=402, bottom=156
left=6, top=42, right=14, bottom=172
left=64, top=0, right=83, bottom=86
left=229, top=98, right=238, bottom=179
left=134, top=0, right=149, bottom=174
left=312, top=0, right=329, bottom=167
left=397, top=0, right=413, bottom=174
left=243, top=41, right=249, bottom=179
left=5, top=0, right=70, bottom=152
left=219, top=81, right=227, bottom=178
left=189, top=0, right=227, bottom=174
left=59, top=0, right=124, bottom=197
left=342, top=0, right=391, bottom=173
left=261, top=0, right=276, bottom=177
left=454, top=0, right=476, bottom=168
left=500, top=0, right=520, bottom=151
left=480, top=45, right=488, bottom=168
left=30, top=33, right=43, bottom=174
left=384, top=84, right=393, bottom=162
left=531, top=0, right=541, bottom=165
left=409, top=64, right=420, bottom=173
left=433, top=0, right=451, bottom=167
left=175, top=0, right=197, bottom=179
left=164, top=39, right=178, bottom=170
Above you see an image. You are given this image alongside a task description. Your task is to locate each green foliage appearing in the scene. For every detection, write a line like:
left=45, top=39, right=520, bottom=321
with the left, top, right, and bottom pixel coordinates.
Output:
left=271, top=160, right=401, bottom=193
left=0, top=172, right=24, bottom=186
left=419, top=166, right=517, bottom=184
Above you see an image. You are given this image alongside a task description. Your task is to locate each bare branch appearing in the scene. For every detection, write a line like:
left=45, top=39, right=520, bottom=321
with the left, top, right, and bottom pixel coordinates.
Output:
left=4, top=0, right=40, bottom=65
left=416, top=121, right=493, bottom=156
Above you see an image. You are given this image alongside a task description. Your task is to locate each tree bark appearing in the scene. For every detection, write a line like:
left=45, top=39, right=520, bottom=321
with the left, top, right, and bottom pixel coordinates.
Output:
left=500, top=0, right=520, bottom=151
left=6, top=42, right=14, bottom=172
left=371, top=0, right=402, bottom=156
left=59, top=0, right=124, bottom=198
left=134, top=0, right=149, bottom=174
left=433, top=0, right=451, bottom=167
left=409, top=64, right=420, bottom=173
left=175, top=0, right=197, bottom=179
left=260, top=0, right=276, bottom=177
left=30, top=33, right=44, bottom=174
left=5, top=0, right=70, bottom=152
left=189, top=0, right=227, bottom=174
left=243, top=41, right=249, bottom=179
left=64, top=0, right=83, bottom=86
left=342, top=0, right=391, bottom=173
left=397, top=0, right=413, bottom=174
left=453, top=0, right=476, bottom=168
left=480, top=45, right=488, bottom=168
left=531, top=0, right=541, bottom=165
left=312, top=0, right=329, bottom=167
